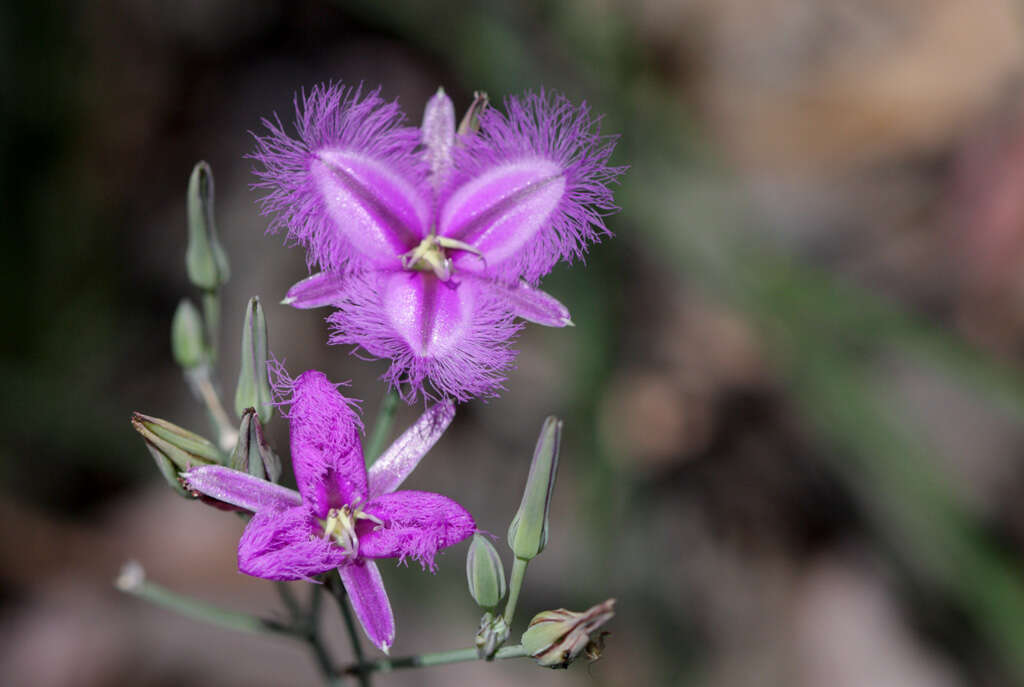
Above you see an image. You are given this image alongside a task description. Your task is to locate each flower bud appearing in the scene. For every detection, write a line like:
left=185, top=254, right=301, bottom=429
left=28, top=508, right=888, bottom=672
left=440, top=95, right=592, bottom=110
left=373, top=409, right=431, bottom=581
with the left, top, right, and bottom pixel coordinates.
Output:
left=186, top=161, right=230, bottom=290
left=230, top=408, right=282, bottom=483
left=520, top=599, right=615, bottom=669
left=507, top=416, right=562, bottom=560
left=474, top=611, right=510, bottom=659
left=457, top=91, right=489, bottom=136
left=131, top=413, right=222, bottom=493
left=171, top=299, right=206, bottom=369
left=234, top=297, right=274, bottom=423
left=466, top=534, right=507, bottom=611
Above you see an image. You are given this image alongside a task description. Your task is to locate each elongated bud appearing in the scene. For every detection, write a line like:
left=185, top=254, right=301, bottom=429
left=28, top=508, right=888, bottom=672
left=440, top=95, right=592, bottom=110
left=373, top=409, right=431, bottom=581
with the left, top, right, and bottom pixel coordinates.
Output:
left=131, top=413, right=221, bottom=493
left=508, top=417, right=562, bottom=560
left=171, top=299, right=206, bottom=369
left=186, top=161, right=229, bottom=290
left=234, top=297, right=273, bottom=423
left=520, top=599, right=615, bottom=669
left=467, top=534, right=507, bottom=610
left=457, top=91, right=489, bottom=136
left=230, top=408, right=282, bottom=483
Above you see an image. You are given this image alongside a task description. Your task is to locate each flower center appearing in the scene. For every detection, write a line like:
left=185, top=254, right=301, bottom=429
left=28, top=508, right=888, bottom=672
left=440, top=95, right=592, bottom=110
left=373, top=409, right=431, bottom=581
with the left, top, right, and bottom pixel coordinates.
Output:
left=400, top=235, right=485, bottom=281
left=321, top=504, right=384, bottom=556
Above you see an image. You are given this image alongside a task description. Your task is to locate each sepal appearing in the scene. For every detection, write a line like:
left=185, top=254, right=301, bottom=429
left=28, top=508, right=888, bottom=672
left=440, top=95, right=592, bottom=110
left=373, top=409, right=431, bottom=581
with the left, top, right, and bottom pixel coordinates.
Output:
left=466, top=534, right=507, bottom=611
left=230, top=408, right=282, bottom=483
left=171, top=299, right=206, bottom=369
left=234, top=297, right=274, bottom=423
left=186, top=161, right=230, bottom=290
left=507, top=416, right=562, bottom=560
left=520, top=599, right=615, bottom=669
left=131, top=413, right=222, bottom=493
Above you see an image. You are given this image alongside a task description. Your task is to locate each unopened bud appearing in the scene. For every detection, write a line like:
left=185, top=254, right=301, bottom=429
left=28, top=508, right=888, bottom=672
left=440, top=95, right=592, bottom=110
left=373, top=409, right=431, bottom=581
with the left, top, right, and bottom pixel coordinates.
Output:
left=520, top=599, right=615, bottom=669
left=457, top=91, right=489, bottom=136
left=467, top=534, right=507, bottom=611
left=507, top=416, right=562, bottom=560
left=186, top=161, right=230, bottom=290
left=131, top=413, right=222, bottom=493
left=234, top=297, right=273, bottom=423
left=171, top=299, right=206, bottom=369
left=474, top=611, right=510, bottom=659
left=230, top=408, right=282, bottom=483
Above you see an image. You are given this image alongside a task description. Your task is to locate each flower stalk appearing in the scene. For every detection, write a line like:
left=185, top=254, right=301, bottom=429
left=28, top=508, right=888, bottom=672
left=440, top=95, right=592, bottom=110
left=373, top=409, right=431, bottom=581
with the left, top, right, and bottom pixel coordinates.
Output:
left=116, top=562, right=288, bottom=637
left=364, top=390, right=399, bottom=467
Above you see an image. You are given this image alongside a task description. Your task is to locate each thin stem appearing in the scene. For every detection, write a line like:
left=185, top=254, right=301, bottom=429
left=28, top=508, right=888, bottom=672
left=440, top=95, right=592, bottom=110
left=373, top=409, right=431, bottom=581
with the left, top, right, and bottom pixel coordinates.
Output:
left=116, top=562, right=288, bottom=637
left=346, top=645, right=527, bottom=676
left=276, top=581, right=301, bottom=622
left=326, top=572, right=371, bottom=687
left=306, top=586, right=340, bottom=686
left=364, top=390, right=399, bottom=466
left=187, top=367, right=237, bottom=452
left=201, top=290, right=220, bottom=365
left=503, top=557, right=529, bottom=626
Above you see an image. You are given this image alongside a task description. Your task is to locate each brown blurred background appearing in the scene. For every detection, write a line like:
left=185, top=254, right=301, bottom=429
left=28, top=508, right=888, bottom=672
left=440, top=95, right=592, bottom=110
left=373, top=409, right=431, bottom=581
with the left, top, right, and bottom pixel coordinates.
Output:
left=6, top=0, right=1024, bottom=685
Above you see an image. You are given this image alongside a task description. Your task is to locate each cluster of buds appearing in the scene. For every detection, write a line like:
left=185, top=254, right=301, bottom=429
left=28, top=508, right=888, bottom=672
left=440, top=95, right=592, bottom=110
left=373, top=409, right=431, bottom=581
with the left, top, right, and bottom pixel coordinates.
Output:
left=134, top=162, right=281, bottom=493
left=464, top=415, right=614, bottom=668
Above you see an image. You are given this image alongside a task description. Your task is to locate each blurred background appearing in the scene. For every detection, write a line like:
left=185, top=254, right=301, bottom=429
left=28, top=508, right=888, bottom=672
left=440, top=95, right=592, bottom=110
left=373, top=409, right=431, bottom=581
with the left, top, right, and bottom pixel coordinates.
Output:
left=6, top=0, right=1024, bottom=685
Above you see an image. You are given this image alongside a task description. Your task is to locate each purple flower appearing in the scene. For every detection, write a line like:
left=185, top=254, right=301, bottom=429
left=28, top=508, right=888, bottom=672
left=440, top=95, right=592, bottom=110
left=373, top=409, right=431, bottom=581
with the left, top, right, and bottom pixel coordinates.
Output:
left=183, top=369, right=475, bottom=652
left=252, top=85, right=624, bottom=401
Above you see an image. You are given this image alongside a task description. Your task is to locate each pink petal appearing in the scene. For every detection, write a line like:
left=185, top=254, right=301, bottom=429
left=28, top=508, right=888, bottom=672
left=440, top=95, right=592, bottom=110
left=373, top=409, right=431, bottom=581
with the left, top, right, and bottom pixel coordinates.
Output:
left=483, top=278, right=572, bottom=327
left=339, top=559, right=395, bottom=653
left=382, top=271, right=475, bottom=357
left=326, top=271, right=522, bottom=403
left=238, top=506, right=348, bottom=581
left=282, top=272, right=348, bottom=309
left=421, top=88, right=455, bottom=188
left=183, top=465, right=302, bottom=512
left=442, top=91, right=625, bottom=283
left=439, top=158, right=566, bottom=270
left=368, top=400, right=455, bottom=498
left=311, top=148, right=429, bottom=264
left=358, top=491, right=476, bottom=570
left=288, top=370, right=368, bottom=517
left=250, top=84, right=429, bottom=273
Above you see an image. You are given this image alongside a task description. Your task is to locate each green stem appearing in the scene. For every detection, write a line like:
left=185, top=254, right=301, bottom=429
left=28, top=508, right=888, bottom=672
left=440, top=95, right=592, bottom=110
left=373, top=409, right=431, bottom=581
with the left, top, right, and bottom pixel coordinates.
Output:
left=346, top=645, right=527, bottom=676
left=364, top=390, right=400, bottom=466
left=116, top=563, right=288, bottom=637
left=201, top=290, right=220, bottom=365
left=306, top=586, right=341, bottom=686
left=186, top=367, right=237, bottom=452
left=276, top=581, right=301, bottom=622
left=326, top=572, right=371, bottom=687
left=503, top=557, right=529, bottom=626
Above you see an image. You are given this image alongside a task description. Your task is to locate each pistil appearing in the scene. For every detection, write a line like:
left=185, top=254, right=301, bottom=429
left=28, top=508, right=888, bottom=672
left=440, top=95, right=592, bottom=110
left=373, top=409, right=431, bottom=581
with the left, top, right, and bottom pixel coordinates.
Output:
left=400, top=235, right=486, bottom=281
left=322, top=504, right=384, bottom=556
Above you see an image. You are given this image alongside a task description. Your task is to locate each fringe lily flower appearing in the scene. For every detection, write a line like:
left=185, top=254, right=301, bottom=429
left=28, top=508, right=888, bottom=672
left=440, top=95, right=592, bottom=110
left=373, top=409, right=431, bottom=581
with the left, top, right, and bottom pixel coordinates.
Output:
left=182, top=369, right=475, bottom=652
left=252, top=85, right=624, bottom=401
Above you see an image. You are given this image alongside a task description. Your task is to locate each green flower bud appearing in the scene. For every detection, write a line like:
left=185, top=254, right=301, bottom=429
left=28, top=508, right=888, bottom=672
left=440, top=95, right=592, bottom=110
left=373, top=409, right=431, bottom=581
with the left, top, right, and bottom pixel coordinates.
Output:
left=230, top=408, right=282, bottom=483
left=467, top=534, right=507, bottom=611
left=507, top=416, right=562, bottom=560
left=171, top=299, right=206, bottom=369
left=457, top=91, right=489, bottom=136
left=234, top=297, right=273, bottom=423
left=474, top=611, right=510, bottom=660
left=520, top=599, right=615, bottom=669
left=131, top=413, right=222, bottom=493
left=186, top=161, right=230, bottom=290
